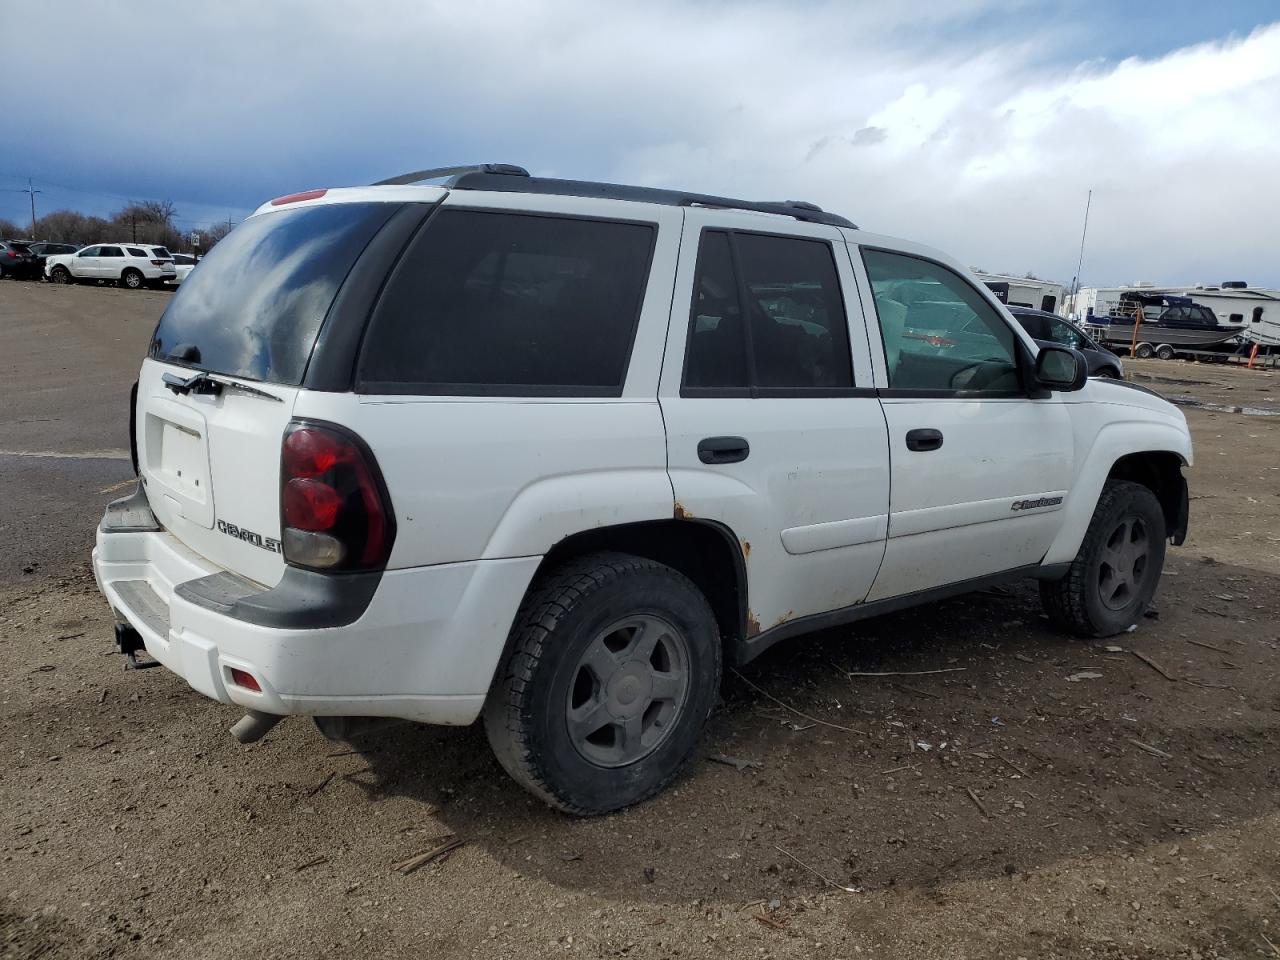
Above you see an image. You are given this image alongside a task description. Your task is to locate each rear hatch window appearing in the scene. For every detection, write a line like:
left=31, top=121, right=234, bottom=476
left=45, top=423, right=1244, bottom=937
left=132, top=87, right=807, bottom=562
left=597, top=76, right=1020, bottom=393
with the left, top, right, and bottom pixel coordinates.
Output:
left=149, top=202, right=399, bottom=385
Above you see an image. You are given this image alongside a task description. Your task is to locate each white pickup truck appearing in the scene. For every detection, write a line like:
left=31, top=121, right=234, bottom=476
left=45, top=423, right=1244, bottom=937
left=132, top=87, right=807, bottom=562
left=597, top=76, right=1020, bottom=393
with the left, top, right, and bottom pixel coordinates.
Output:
left=93, top=165, right=1191, bottom=814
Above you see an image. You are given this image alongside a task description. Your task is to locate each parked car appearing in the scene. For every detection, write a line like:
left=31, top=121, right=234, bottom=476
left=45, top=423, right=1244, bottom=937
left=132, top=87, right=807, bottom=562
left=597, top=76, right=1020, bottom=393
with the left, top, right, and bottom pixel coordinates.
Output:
left=94, top=164, right=1191, bottom=814
left=168, top=253, right=197, bottom=284
left=0, top=239, right=39, bottom=280
left=45, top=243, right=177, bottom=289
left=26, top=241, right=79, bottom=278
left=1009, top=306, right=1124, bottom=378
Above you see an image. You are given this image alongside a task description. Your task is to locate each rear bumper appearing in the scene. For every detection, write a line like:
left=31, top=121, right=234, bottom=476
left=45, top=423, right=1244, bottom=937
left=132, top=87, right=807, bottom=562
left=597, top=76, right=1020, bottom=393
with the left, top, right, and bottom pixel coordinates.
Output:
left=93, top=522, right=539, bottom=725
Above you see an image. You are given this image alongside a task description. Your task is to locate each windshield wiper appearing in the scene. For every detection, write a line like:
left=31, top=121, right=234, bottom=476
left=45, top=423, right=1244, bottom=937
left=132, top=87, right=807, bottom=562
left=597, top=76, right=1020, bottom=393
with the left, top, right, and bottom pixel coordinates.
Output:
left=161, top=371, right=283, bottom=402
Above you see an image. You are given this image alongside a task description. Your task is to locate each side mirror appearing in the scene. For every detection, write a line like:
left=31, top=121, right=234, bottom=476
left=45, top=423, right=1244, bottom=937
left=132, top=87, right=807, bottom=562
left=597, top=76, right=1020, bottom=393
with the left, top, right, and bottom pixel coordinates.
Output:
left=1035, top=345, right=1088, bottom=392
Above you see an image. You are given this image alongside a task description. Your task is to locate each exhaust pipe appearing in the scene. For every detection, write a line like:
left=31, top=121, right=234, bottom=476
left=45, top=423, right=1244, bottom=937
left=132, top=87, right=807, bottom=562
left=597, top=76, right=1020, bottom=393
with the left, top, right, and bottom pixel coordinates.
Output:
left=229, top=710, right=284, bottom=744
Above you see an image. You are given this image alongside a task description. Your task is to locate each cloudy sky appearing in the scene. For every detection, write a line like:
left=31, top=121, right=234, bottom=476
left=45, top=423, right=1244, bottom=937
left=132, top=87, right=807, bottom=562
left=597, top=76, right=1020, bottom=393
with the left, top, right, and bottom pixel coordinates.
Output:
left=4, top=0, right=1278, bottom=288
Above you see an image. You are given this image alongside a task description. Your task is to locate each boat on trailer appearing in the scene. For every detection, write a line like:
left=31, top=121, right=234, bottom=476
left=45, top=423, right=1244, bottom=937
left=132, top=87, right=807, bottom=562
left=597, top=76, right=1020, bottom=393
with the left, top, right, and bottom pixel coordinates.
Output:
left=1090, top=292, right=1245, bottom=356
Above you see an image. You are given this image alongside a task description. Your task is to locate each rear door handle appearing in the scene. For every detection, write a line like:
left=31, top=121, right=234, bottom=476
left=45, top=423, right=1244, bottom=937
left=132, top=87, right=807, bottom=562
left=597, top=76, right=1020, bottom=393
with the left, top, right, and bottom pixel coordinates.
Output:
left=697, top=436, right=750, bottom=464
left=905, top=428, right=944, bottom=452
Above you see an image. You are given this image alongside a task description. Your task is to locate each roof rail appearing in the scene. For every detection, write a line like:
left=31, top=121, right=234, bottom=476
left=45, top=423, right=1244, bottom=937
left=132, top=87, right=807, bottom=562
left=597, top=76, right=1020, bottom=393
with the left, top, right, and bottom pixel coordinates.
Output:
left=446, top=172, right=857, bottom=228
left=372, top=163, right=530, bottom=186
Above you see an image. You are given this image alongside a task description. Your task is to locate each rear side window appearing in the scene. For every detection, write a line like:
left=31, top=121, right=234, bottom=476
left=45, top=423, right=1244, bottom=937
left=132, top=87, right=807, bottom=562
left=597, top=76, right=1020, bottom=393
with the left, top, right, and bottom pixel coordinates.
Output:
left=149, top=202, right=399, bottom=385
left=360, top=210, right=656, bottom=396
left=683, top=229, right=854, bottom=394
left=101, top=246, right=123, bottom=257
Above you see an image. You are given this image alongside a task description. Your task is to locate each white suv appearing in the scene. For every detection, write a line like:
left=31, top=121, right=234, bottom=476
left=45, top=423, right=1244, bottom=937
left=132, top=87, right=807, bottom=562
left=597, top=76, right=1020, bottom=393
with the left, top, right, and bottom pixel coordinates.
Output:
left=93, top=164, right=1192, bottom=813
left=46, top=243, right=177, bottom=289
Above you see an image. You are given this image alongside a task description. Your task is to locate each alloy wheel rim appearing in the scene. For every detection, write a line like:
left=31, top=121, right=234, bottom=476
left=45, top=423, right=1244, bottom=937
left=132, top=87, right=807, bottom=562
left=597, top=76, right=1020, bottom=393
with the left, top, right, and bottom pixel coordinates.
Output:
left=565, top=614, right=691, bottom=768
left=1097, top=515, right=1150, bottom=611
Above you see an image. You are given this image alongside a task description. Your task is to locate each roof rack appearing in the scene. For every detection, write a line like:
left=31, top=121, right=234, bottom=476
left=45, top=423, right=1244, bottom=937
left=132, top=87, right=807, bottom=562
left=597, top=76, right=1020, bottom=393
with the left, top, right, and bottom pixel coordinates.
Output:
left=373, top=164, right=530, bottom=186
left=371, top=164, right=856, bottom=228
left=453, top=172, right=857, bottom=228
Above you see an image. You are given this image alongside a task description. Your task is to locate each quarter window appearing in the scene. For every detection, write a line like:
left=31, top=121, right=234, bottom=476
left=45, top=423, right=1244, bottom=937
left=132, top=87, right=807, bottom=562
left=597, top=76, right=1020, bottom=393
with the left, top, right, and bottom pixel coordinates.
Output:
left=127, top=247, right=147, bottom=258
left=862, top=249, right=1021, bottom=394
left=360, top=210, right=656, bottom=395
left=683, top=230, right=854, bottom=393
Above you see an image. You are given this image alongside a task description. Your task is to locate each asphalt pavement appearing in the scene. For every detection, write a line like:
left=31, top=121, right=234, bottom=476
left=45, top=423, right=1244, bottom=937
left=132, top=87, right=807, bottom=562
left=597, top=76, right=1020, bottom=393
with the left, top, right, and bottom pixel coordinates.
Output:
left=0, top=280, right=165, bottom=587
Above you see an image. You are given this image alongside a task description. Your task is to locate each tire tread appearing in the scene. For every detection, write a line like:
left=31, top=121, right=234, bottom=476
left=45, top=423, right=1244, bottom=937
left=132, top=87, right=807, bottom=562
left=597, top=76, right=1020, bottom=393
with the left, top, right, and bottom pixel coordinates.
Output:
left=1040, top=479, right=1161, bottom=637
left=484, top=551, right=717, bottom=815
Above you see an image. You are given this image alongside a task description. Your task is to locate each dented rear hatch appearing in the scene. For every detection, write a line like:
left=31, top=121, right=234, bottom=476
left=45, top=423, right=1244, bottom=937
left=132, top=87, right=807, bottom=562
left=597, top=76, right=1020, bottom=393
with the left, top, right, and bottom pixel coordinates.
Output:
left=138, top=199, right=406, bottom=586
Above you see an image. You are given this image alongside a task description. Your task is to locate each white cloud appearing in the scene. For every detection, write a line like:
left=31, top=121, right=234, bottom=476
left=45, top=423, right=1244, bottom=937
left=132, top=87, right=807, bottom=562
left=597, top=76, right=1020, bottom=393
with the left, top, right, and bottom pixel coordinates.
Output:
left=6, top=1, right=1278, bottom=286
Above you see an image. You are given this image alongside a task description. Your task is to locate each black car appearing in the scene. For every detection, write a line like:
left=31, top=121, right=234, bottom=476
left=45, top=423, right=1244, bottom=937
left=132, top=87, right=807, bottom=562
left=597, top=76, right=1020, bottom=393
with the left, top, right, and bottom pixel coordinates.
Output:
left=0, top=239, right=40, bottom=280
left=26, top=241, right=79, bottom=278
left=1009, top=306, right=1124, bottom=379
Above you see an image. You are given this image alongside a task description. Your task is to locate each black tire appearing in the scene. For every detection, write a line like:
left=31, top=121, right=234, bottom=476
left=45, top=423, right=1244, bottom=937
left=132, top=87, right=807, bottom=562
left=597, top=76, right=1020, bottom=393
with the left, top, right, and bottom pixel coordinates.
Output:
left=50, top=266, right=72, bottom=284
left=120, top=268, right=144, bottom=290
left=1134, top=342, right=1154, bottom=359
left=1096, top=366, right=1122, bottom=379
left=483, top=552, right=722, bottom=815
left=1040, top=480, right=1167, bottom=637
left=1155, top=344, right=1176, bottom=360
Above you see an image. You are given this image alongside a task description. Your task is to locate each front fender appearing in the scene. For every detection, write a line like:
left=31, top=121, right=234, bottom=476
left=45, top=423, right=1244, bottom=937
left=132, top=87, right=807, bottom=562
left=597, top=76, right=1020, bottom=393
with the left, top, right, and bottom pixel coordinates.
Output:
left=1042, top=419, right=1192, bottom=565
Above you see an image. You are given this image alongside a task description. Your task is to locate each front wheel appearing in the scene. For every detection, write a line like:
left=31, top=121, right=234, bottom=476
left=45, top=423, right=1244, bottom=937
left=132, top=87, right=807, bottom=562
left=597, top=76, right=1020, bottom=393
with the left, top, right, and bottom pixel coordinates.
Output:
left=484, top=552, right=722, bottom=815
left=1134, top=342, right=1154, bottom=359
left=50, top=266, right=72, bottom=284
left=1040, top=480, right=1167, bottom=637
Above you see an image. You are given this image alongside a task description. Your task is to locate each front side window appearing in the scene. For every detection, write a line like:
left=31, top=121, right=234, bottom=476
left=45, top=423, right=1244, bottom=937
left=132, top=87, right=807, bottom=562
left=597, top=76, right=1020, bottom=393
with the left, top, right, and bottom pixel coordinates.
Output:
left=78, top=247, right=99, bottom=257
left=862, top=249, right=1021, bottom=394
left=1047, top=318, right=1083, bottom=349
left=360, top=210, right=656, bottom=395
left=683, top=230, right=854, bottom=393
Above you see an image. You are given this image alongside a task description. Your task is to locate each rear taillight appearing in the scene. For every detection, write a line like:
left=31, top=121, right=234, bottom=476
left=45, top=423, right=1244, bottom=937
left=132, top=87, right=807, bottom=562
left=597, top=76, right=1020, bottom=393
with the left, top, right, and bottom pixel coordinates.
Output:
left=279, top=421, right=395, bottom=572
left=270, top=189, right=328, bottom=206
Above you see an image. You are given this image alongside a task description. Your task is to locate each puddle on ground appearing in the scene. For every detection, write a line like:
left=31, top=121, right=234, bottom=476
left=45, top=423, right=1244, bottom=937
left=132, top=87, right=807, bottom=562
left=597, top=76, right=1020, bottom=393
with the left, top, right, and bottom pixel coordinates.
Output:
left=1167, top=395, right=1280, bottom=417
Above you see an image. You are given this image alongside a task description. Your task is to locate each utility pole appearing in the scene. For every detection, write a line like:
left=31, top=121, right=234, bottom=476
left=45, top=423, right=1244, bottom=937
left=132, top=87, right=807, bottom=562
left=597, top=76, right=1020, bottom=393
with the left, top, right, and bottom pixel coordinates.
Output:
left=22, top=178, right=42, bottom=240
left=1068, top=189, right=1092, bottom=318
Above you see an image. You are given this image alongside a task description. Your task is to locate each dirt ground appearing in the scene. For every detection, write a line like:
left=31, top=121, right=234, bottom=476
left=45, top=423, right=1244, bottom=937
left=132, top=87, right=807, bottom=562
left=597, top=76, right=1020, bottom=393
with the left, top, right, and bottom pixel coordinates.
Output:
left=2, top=281, right=1279, bottom=959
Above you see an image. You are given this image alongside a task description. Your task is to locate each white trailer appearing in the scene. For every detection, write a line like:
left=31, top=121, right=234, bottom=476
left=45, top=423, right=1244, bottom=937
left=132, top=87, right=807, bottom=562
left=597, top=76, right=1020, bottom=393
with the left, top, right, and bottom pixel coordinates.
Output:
left=975, top=272, right=1065, bottom=314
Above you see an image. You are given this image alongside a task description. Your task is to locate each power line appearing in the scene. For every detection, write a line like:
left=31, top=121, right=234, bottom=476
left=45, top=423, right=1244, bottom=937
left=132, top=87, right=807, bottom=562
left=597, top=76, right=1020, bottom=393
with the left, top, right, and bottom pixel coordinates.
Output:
left=0, top=171, right=243, bottom=228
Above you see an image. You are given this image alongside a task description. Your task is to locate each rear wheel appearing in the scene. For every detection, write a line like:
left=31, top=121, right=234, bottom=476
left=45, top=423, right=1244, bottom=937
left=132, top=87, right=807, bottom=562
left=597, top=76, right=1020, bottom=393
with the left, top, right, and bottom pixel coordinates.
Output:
left=484, top=552, right=722, bottom=815
left=1155, top=344, right=1176, bottom=360
left=120, top=268, right=144, bottom=289
left=1040, top=480, right=1166, bottom=637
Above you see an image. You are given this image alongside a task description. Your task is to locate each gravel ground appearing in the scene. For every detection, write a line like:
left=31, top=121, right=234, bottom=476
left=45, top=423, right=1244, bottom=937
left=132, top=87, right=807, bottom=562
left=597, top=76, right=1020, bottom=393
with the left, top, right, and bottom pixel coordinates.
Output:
left=2, top=281, right=1278, bottom=959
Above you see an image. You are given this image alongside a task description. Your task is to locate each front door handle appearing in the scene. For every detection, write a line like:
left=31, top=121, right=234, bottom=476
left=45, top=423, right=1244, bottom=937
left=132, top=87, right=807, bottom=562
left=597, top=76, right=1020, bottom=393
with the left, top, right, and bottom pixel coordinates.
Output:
left=697, top=436, right=750, bottom=464
left=905, top=428, right=944, bottom=452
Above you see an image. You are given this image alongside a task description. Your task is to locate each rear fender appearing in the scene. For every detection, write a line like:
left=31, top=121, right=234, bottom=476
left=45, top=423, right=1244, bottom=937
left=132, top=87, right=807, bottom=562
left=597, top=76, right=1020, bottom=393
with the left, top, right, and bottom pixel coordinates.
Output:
left=480, top=469, right=676, bottom=559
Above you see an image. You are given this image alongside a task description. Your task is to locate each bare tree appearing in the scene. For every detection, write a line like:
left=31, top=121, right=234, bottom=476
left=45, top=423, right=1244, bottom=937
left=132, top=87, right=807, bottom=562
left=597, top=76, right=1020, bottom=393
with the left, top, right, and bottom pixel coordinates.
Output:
left=0, top=218, right=23, bottom=239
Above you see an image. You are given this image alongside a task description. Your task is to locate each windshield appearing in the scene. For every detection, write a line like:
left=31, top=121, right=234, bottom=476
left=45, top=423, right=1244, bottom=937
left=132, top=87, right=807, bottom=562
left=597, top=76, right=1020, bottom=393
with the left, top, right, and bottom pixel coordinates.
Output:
left=148, top=202, right=399, bottom=384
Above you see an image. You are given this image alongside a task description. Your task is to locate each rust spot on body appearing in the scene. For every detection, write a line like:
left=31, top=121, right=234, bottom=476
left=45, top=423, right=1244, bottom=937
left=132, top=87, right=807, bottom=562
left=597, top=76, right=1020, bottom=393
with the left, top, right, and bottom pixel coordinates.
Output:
left=741, top=540, right=751, bottom=558
left=746, top=610, right=761, bottom=638
left=773, top=610, right=794, bottom=627
left=673, top=501, right=692, bottom=520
